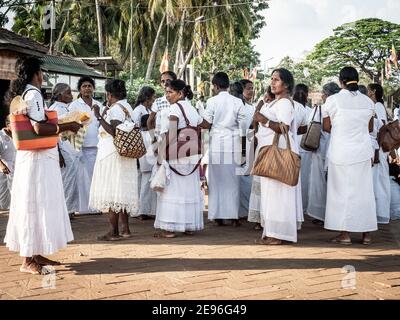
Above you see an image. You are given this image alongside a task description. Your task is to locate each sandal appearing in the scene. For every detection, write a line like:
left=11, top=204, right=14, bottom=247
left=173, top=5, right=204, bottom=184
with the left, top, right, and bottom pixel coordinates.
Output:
left=97, top=233, right=121, bottom=241
left=255, top=237, right=283, bottom=245
left=330, top=237, right=352, bottom=245
left=362, top=237, right=372, bottom=245
left=120, top=233, right=134, bottom=239
left=20, top=261, right=42, bottom=275
left=154, top=231, right=176, bottom=238
left=34, top=255, right=61, bottom=266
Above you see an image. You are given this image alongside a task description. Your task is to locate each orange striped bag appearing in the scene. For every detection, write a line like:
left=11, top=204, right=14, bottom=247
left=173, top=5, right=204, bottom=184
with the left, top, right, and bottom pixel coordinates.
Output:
left=10, top=111, right=59, bottom=150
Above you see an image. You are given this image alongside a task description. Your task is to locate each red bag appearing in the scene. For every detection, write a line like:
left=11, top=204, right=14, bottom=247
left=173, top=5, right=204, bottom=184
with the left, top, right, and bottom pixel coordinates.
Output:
left=166, top=102, right=202, bottom=160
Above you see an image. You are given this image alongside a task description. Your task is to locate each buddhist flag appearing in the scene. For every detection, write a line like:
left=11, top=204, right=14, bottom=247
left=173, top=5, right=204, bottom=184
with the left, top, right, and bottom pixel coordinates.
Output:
left=159, top=48, right=169, bottom=74
left=390, top=43, right=398, bottom=70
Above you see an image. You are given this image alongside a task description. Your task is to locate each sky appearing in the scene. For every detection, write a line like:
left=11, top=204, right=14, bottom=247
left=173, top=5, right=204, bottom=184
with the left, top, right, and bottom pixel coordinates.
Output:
left=252, top=0, right=400, bottom=70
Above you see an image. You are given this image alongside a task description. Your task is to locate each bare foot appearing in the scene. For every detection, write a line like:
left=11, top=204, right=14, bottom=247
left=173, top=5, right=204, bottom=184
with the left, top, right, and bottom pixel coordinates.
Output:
left=362, top=233, right=372, bottom=245
left=330, top=234, right=352, bottom=245
left=97, top=232, right=121, bottom=241
left=20, top=260, right=42, bottom=275
left=154, top=231, right=176, bottom=238
left=34, top=255, right=61, bottom=266
left=256, top=237, right=283, bottom=245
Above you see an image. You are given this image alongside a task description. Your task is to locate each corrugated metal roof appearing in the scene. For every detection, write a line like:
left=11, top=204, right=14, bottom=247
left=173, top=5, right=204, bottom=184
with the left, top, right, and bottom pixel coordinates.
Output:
left=41, top=55, right=105, bottom=78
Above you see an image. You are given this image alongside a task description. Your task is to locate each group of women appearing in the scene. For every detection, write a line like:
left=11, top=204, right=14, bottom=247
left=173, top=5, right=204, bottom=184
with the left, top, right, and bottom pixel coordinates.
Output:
left=2, top=56, right=398, bottom=275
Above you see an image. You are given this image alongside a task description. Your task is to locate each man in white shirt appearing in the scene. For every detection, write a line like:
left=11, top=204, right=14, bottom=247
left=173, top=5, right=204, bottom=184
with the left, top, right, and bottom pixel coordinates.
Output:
left=200, top=72, right=247, bottom=226
left=195, top=95, right=206, bottom=118
left=69, top=76, right=103, bottom=214
left=147, top=71, right=177, bottom=139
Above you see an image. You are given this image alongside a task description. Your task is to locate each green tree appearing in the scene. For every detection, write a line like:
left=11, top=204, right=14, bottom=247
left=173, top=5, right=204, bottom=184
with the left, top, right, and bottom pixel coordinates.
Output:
left=308, top=18, right=400, bottom=83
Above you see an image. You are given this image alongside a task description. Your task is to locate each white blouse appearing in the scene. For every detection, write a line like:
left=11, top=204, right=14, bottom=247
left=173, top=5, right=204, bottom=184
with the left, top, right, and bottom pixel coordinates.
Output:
left=323, top=89, right=374, bottom=165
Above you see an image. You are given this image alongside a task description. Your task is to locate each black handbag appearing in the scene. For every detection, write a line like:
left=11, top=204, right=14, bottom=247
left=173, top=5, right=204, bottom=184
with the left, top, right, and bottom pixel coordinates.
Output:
left=300, top=106, right=322, bottom=151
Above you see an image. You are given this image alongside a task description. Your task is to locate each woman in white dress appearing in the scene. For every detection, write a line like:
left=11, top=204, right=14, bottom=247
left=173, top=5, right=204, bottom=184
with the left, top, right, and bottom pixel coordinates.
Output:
left=90, top=79, right=139, bottom=241
left=49, top=83, right=90, bottom=218
left=154, top=80, right=204, bottom=238
left=253, top=68, right=303, bottom=245
left=0, top=118, right=16, bottom=210
left=132, top=86, right=157, bottom=220
left=4, top=57, right=81, bottom=274
left=306, top=82, right=340, bottom=224
left=323, top=67, right=377, bottom=245
left=367, top=83, right=391, bottom=225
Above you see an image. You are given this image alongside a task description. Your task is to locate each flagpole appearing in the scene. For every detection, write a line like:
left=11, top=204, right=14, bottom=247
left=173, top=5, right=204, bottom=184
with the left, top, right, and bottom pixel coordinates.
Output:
left=50, top=0, right=55, bottom=54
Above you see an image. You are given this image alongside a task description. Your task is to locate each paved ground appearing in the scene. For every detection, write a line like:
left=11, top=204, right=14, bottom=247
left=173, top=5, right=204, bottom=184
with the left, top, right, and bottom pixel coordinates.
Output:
left=0, top=208, right=400, bottom=300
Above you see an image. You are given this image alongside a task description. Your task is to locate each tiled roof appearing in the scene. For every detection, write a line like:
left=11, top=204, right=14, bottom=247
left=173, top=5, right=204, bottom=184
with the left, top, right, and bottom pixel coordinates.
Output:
left=41, top=55, right=104, bottom=78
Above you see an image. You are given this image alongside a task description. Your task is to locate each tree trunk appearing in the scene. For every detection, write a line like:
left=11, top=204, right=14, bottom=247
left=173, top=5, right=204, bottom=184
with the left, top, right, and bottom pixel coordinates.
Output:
left=95, top=0, right=104, bottom=57
left=54, top=11, right=69, bottom=53
left=145, top=13, right=166, bottom=80
left=178, top=42, right=195, bottom=79
left=173, top=10, right=186, bottom=74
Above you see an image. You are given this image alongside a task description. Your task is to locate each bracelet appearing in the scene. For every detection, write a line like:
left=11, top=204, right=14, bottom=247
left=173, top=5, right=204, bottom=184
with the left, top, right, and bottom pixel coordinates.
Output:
left=55, top=124, right=60, bottom=134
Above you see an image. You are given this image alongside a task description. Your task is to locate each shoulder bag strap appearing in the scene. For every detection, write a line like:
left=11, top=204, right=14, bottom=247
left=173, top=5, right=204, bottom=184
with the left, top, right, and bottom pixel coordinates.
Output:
left=22, top=88, right=48, bottom=123
left=176, top=102, right=190, bottom=127
left=169, top=159, right=202, bottom=177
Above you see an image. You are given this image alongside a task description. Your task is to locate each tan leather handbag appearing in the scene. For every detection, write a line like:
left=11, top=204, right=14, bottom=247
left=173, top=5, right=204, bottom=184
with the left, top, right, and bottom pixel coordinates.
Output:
left=251, top=123, right=301, bottom=186
left=378, top=119, right=400, bottom=152
left=300, top=106, right=321, bottom=151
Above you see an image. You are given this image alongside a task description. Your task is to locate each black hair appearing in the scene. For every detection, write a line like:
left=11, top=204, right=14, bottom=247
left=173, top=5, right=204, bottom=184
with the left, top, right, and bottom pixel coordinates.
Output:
left=5, top=56, right=42, bottom=106
left=230, top=81, right=245, bottom=103
left=140, top=114, right=150, bottom=130
left=293, top=83, right=309, bottom=107
left=271, top=68, right=295, bottom=95
left=105, top=79, right=127, bottom=100
left=77, top=76, right=95, bottom=91
left=358, top=85, right=368, bottom=95
left=339, top=66, right=359, bottom=92
left=239, top=79, right=253, bottom=88
left=167, top=79, right=194, bottom=100
left=212, top=72, right=230, bottom=89
left=160, top=71, right=177, bottom=81
left=135, top=86, right=155, bottom=108
left=367, top=83, right=384, bottom=104
left=266, top=86, right=275, bottom=100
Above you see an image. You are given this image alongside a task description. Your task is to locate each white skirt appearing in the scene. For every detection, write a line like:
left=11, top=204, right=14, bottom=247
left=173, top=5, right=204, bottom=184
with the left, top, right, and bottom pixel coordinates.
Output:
left=89, top=151, right=139, bottom=214
left=77, top=147, right=98, bottom=213
left=248, top=176, right=261, bottom=224
left=306, top=152, right=327, bottom=221
left=372, top=150, right=391, bottom=224
left=155, top=162, right=204, bottom=232
left=325, top=160, right=377, bottom=233
left=207, top=152, right=241, bottom=220
left=300, top=150, right=312, bottom=212
left=260, top=176, right=302, bottom=243
left=390, top=179, right=400, bottom=220
left=133, top=171, right=157, bottom=217
left=239, top=175, right=252, bottom=218
left=4, top=149, right=73, bottom=257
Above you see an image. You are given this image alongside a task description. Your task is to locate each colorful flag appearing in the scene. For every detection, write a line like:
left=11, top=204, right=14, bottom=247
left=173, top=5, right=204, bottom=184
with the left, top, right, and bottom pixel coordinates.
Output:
left=159, top=48, right=169, bottom=74
left=390, top=43, right=398, bottom=70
